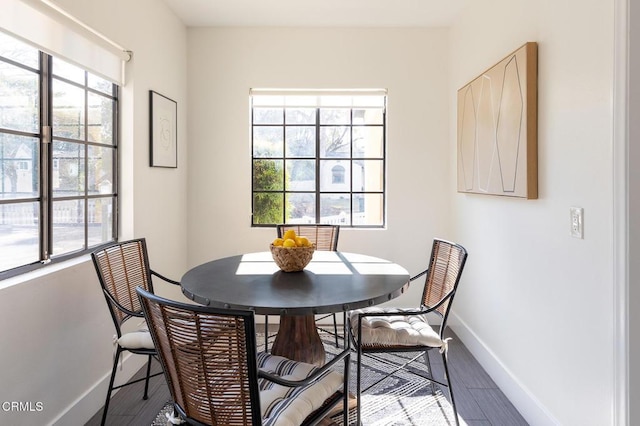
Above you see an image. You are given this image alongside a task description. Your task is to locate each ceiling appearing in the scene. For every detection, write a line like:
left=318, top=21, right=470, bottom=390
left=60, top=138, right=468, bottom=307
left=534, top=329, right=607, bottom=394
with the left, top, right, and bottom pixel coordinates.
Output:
left=162, top=0, right=468, bottom=28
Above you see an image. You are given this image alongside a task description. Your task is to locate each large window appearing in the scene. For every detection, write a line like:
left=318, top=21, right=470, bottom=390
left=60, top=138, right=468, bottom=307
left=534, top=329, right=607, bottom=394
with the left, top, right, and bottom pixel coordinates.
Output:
left=251, top=90, right=386, bottom=227
left=0, top=31, right=118, bottom=278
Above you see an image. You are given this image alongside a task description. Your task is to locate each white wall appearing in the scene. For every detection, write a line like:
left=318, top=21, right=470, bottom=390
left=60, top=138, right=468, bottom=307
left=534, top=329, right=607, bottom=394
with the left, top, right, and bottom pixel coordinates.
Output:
left=186, top=27, right=454, bottom=275
left=0, top=0, right=188, bottom=424
left=449, top=0, right=615, bottom=425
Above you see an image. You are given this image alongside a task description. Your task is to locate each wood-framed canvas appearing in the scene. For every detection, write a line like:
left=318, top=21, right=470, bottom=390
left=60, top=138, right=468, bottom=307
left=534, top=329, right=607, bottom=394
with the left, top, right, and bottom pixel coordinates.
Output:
left=457, top=42, right=538, bottom=199
left=149, top=90, right=177, bottom=168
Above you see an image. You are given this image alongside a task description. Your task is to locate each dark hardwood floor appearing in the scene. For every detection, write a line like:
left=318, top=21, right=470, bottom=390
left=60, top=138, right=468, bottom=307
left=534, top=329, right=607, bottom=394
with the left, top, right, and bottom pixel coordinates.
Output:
left=85, top=328, right=528, bottom=426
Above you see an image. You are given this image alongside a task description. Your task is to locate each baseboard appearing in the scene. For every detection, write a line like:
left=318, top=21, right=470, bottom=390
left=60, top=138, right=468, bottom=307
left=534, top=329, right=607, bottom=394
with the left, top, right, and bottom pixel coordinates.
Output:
left=51, top=353, right=147, bottom=426
left=449, top=313, right=560, bottom=426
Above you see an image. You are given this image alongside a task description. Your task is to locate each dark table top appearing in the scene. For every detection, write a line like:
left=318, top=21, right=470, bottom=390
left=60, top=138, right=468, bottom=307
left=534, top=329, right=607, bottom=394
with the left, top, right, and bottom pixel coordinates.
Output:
left=181, top=251, right=411, bottom=316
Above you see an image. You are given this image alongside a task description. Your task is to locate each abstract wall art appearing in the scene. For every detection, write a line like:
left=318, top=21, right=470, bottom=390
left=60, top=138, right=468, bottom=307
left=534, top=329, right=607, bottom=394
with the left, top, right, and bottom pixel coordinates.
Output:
left=457, top=42, right=538, bottom=199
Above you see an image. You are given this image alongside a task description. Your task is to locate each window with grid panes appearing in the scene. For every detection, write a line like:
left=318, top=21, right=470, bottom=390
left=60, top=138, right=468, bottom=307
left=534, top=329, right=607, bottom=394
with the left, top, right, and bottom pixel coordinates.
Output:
left=251, top=90, right=386, bottom=227
left=0, top=31, right=118, bottom=278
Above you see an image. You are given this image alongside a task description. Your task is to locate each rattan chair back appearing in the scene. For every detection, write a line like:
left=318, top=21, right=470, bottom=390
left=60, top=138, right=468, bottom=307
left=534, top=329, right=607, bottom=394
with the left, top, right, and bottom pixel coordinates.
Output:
left=420, top=239, right=468, bottom=327
left=92, top=238, right=154, bottom=328
left=138, top=288, right=262, bottom=425
left=277, top=224, right=339, bottom=251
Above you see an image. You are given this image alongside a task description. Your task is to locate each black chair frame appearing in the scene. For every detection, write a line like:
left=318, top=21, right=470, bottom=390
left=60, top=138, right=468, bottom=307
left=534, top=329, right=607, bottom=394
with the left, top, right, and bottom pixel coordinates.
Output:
left=348, top=239, right=468, bottom=426
left=91, top=238, right=179, bottom=426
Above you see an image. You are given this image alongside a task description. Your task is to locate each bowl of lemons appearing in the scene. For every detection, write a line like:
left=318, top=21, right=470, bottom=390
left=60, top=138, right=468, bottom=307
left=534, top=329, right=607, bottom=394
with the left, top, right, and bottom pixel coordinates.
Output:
left=270, top=229, right=315, bottom=272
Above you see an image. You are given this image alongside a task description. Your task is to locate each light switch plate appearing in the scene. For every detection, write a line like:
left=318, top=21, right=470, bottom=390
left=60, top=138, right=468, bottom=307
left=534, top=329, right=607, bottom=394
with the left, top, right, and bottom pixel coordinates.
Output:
left=570, top=207, right=584, bottom=239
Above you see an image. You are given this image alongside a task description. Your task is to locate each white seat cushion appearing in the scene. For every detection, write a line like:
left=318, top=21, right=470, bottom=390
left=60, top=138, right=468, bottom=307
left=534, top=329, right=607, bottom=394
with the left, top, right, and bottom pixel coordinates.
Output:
left=115, top=321, right=154, bottom=350
left=257, top=352, right=343, bottom=426
left=349, top=307, right=444, bottom=348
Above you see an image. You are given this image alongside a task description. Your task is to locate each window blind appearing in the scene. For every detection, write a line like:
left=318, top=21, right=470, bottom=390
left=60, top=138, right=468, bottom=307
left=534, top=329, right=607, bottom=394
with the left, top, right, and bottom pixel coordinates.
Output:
left=250, top=88, right=387, bottom=109
left=0, top=0, right=129, bottom=85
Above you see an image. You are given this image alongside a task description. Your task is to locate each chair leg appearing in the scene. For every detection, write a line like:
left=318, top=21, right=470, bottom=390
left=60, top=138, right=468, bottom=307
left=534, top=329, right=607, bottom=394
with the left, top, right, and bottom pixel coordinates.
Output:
left=101, top=347, right=122, bottom=426
left=264, top=316, right=269, bottom=352
left=441, top=351, right=460, bottom=426
left=143, top=354, right=152, bottom=400
left=356, top=347, right=363, bottom=426
left=422, top=350, right=437, bottom=395
left=332, top=313, right=339, bottom=348
left=343, top=352, right=351, bottom=426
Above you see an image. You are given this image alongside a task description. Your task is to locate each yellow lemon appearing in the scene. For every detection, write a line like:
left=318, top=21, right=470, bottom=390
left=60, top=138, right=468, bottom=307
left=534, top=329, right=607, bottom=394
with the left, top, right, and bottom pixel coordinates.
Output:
left=283, top=229, right=297, bottom=241
left=283, top=238, right=297, bottom=248
left=272, top=238, right=284, bottom=247
left=296, top=236, right=311, bottom=247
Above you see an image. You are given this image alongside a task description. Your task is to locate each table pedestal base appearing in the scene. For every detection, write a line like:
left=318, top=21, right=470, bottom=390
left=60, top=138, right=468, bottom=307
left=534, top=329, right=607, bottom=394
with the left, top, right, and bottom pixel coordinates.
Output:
left=271, top=315, right=326, bottom=366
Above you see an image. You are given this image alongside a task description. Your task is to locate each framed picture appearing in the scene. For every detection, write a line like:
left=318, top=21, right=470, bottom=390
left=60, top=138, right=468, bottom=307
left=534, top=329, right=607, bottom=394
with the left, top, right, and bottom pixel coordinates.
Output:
left=149, top=90, right=177, bottom=168
left=457, top=42, right=538, bottom=199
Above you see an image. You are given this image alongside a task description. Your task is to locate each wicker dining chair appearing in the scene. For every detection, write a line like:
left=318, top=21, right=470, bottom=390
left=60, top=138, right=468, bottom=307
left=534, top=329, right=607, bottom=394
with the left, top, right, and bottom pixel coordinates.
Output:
left=137, top=287, right=350, bottom=426
left=91, top=238, right=180, bottom=426
left=264, top=224, right=341, bottom=350
left=348, top=238, right=468, bottom=426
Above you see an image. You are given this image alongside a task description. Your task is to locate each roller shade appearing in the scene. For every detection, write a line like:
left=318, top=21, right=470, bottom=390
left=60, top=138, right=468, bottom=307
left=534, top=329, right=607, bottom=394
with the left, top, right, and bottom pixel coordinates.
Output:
left=250, top=88, right=387, bottom=109
left=0, top=0, right=129, bottom=85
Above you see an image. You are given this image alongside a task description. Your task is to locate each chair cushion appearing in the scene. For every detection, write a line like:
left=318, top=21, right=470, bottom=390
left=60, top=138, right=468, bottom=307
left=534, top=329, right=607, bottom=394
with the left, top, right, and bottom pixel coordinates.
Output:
left=349, top=307, right=444, bottom=348
left=257, top=352, right=343, bottom=426
left=115, top=322, right=154, bottom=350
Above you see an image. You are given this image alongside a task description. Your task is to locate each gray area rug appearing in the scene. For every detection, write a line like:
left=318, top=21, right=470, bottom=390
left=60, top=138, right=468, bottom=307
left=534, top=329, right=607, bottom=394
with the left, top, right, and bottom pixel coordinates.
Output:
left=152, top=333, right=462, bottom=425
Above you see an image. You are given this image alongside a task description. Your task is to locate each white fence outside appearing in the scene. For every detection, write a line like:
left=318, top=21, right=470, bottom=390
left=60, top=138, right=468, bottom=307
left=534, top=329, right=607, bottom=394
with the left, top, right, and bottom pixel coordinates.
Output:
left=290, top=211, right=366, bottom=225
left=0, top=201, right=103, bottom=226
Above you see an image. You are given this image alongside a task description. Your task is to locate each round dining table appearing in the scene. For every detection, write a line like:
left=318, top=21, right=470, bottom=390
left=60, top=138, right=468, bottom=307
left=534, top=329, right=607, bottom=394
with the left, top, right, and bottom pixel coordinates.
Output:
left=181, top=250, right=410, bottom=365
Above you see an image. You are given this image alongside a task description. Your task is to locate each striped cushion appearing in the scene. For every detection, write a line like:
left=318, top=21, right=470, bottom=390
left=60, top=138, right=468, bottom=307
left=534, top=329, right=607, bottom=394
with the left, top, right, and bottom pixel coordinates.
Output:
left=349, top=307, right=444, bottom=348
left=257, top=352, right=343, bottom=426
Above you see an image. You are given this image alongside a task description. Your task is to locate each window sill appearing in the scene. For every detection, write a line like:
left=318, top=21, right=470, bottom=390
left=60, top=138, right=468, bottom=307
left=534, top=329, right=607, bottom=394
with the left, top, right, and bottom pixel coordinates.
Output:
left=0, top=254, right=90, bottom=291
